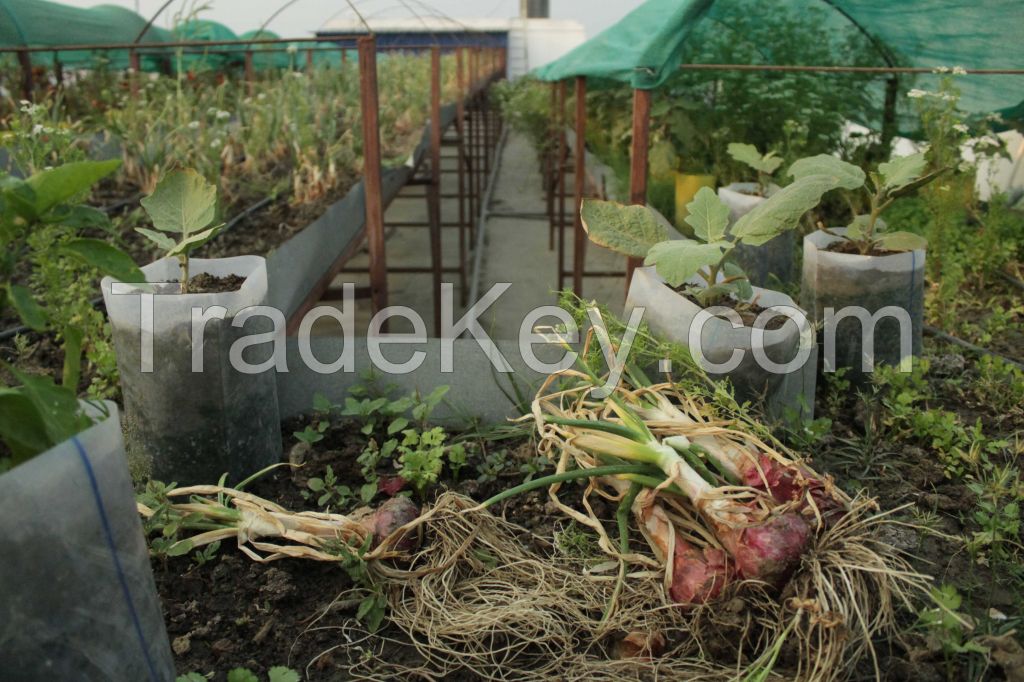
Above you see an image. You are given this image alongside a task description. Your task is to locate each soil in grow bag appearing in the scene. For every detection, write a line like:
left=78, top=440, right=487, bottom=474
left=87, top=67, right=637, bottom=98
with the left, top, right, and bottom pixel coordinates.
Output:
left=104, top=257, right=282, bottom=485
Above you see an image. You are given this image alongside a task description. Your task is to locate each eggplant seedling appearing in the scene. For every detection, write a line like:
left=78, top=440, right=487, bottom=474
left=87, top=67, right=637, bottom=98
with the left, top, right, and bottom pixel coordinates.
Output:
left=137, top=169, right=226, bottom=293
left=727, top=142, right=783, bottom=197
left=790, top=152, right=947, bottom=255
left=582, top=156, right=860, bottom=306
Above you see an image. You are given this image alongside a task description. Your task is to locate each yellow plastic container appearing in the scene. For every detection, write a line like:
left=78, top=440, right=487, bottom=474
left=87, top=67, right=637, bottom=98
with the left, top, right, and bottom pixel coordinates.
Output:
left=674, top=172, right=715, bottom=232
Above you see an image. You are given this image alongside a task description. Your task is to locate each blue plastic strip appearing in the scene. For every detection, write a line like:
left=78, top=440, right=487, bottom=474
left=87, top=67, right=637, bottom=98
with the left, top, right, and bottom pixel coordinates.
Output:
left=72, top=436, right=161, bottom=682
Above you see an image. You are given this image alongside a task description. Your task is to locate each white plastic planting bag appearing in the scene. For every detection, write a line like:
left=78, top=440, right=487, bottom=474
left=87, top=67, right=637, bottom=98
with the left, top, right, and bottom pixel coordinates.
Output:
left=625, top=266, right=817, bottom=421
left=102, top=256, right=282, bottom=484
left=0, top=402, right=175, bottom=681
left=719, top=183, right=795, bottom=287
left=800, top=229, right=925, bottom=379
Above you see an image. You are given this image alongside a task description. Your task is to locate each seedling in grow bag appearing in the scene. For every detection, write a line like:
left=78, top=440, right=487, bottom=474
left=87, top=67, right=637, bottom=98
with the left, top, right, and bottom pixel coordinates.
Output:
left=582, top=160, right=860, bottom=307
left=726, top=142, right=783, bottom=197
left=0, top=160, right=143, bottom=468
left=137, top=169, right=227, bottom=293
left=790, top=152, right=946, bottom=255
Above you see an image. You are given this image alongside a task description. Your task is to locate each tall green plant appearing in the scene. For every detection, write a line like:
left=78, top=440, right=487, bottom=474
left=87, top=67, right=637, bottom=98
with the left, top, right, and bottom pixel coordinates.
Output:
left=0, top=160, right=143, bottom=469
left=582, top=157, right=862, bottom=305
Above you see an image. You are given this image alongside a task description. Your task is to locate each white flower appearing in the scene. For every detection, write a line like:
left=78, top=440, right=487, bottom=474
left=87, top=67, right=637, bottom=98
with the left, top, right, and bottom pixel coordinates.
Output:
left=210, top=138, right=222, bottom=149
left=292, top=71, right=304, bottom=78
left=216, top=110, right=231, bottom=121
left=932, top=66, right=950, bottom=74
left=206, top=106, right=218, bottom=116
left=286, top=44, right=298, bottom=55
left=907, top=89, right=929, bottom=99
left=951, top=66, right=967, bottom=75
left=257, top=93, right=267, bottom=101
left=188, top=121, right=201, bottom=130
left=953, top=123, right=969, bottom=134
left=31, top=124, right=44, bottom=136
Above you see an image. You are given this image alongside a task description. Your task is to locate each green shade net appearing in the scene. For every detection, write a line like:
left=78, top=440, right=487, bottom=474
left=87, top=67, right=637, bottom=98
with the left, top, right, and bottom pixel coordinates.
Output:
left=533, top=0, right=1024, bottom=118
left=172, top=19, right=241, bottom=73
left=0, top=0, right=170, bottom=70
left=239, top=30, right=292, bottom=70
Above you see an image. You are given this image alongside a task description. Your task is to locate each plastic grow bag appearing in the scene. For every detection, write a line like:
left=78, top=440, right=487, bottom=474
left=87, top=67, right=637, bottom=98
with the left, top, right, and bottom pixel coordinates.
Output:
left=800, top=228, right=925, bottom=379
left=102, top=256, right=282, bottom=485
left=0, top=402, right=175, bottom=681
left=625, top=266, right=816, bottom=421
left=719, top=182, right=795, bottom=287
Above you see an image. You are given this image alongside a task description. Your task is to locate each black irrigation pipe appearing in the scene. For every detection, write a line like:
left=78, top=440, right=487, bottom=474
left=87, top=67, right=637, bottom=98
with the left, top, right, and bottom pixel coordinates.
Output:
left=998, top=271, right=1024, bottom=293
left=0, top=192, right=283, bottom=343
left=923, top=325, right=1024, bottom=371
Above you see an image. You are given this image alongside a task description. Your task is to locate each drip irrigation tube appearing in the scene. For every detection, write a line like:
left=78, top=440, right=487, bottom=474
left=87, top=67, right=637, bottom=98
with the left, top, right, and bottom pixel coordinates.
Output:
left=468, top=127, right=509, bottom=305
left=923, top=324, right=1024, bottom=370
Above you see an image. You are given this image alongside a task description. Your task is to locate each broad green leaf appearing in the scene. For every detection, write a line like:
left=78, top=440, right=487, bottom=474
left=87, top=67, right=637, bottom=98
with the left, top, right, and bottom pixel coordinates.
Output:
left=135, top=227, right=178, bottom=252
left=27, top=159, right=121, bottom=216
left=727, top=143, right=783, bottom=175
left=1, top=179, right=38, bottom=222
left=312, top=393, right=333, bottom=412
left=845, top=214, right=871, bottom=242
left=878, top=153, right=927, bottom=191
left=684, top=187, right=730, bottom=242
left=6, top=284, right=47, bottom=331
left=42, top=204, right=112, bottom=232
left=4, top=366, right=89, bottom=453
left=175, top=674, right=207, bottom=682
left=225, top=670, right=259, bottom=682
left=166, top=222, right=226, bottom=257
left=0, top=389, right=53, bottom=464
left=166, top=539, right=194, bottom=557
left=61, top=238, right=145, bottom=284
left=268, top=668, right=301, bottom=682
left=732, top=175, right=842, bottom=247
left=140, top=169, right=218, bottom=236
left=722, top=261, right=753, bottom=300
left=581, top=199, right=669, bottom=258
left=887, top=166, right=950, bottom=200
left=874, top=231, right=927, bottom=252
left=643, top=239, right=729, bottom=288
left=787, top=154, right=865, bottom=190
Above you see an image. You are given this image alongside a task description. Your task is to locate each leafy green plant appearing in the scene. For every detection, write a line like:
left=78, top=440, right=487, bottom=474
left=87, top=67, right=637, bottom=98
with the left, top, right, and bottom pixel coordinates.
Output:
left=176, top=666, right=299, bottom=682
left=582, top=157, right=860, bottom=306
left=795, top=152, right=946, bottom=255
left=726, top=142, right=783, bottom=196
left=293, top=393, right=333, bottom=444
left=0, top=160, right=143, bottom=470
left=397, top=427, right=448, bottom=497
left=136, top=168, right=226, bottom=293
left=476, top=449, right=510, bottom=483
left=916, top=585, right=989, bottom=675
left=306, top=464, right=353, bottom=509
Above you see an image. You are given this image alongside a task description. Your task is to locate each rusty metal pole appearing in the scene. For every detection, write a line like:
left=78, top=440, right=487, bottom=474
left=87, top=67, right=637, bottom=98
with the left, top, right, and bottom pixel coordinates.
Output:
left=306, top=48, right=314, bottom=71
left=555, top=80, right=567, bottom=291
left=358, top=36, right=388, bottom=320
left=17, top=49, right=33, bottom=102
left=572, top=76, right=587, bottom=296
left=129, top=49, right=141, bottom=95
left=547, top=81, right=557, bottom=250
left=341, top=47, right=348, bottom=66
left=244, top=50, right=255, bottom=96
left=455, top=47, right=469, bottom=305
left=428, top=46, right=444, bottom=335
left=626, top=88, right=652, bottom=286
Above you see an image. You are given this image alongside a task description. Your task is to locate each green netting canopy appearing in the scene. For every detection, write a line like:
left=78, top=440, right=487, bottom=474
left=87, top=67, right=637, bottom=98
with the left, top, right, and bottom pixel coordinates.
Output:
left=533, top=0, right=1024, bottom=117
left=173, top=19, right=241, bottom=72
left=0, top=0, right=170, bottom=69
left=239, top=30, right=292, bottom=70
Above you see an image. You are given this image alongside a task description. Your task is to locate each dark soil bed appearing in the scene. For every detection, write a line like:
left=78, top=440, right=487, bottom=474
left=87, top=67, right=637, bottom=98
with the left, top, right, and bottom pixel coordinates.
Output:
left=152, top=420, right=577, bottom=680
